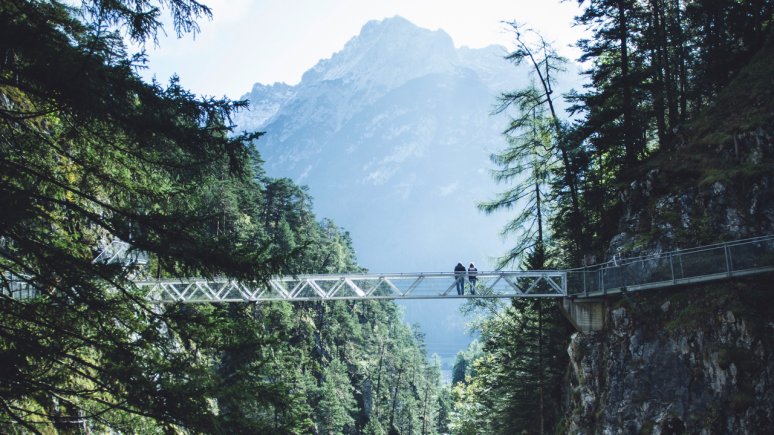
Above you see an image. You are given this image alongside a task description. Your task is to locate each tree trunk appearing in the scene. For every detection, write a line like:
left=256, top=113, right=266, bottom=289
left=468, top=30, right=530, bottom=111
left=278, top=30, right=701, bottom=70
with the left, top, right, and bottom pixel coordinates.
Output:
left=618, top=0, right=636, bottom=167
left=657, top=0, right=679, bottom=132
left=374, top=342, right=386, bottom=420
left=389, top=365, right=404, bottom=430
left=675, top=0, right=688, bottom=120
left=520, top=34, right=583, bottom=254
left=649, top=0, right=668, bottom=146
left=421, top=381, right=430, bottom=434
left=534, top=176, right=546, bottom=270
left=538, top=299, right=544, bottom=435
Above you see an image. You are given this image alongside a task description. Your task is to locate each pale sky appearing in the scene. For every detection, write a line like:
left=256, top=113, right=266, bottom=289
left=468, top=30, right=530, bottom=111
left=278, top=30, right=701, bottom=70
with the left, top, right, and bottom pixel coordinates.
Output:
left=136, top=0, right=585, bottom=99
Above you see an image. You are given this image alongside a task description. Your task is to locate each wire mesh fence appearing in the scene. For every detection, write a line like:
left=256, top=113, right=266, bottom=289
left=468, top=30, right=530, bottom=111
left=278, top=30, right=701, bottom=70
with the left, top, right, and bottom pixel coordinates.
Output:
left=0, top=274, right=38, bottom=300
left=567, top=235, right=774, bottom=296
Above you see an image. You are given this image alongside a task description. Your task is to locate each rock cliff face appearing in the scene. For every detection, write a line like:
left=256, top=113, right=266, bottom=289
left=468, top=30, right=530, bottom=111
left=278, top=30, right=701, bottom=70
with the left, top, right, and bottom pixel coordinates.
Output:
left=563, top=36, right=774, bottom=433
left=562, top=124, right=774, bottom=433
left=609, top=127, right=774, bottom=257
left=566, top=128, right=774, bottom=434
left=565, top=283, right=774, bottom=433
left=562, top=125, right=774, bottom=434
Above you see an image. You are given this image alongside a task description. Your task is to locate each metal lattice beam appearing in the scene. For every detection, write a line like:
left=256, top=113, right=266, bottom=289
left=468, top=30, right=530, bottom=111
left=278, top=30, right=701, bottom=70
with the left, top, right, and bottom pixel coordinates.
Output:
left=136, top=271, right=568, bottom=303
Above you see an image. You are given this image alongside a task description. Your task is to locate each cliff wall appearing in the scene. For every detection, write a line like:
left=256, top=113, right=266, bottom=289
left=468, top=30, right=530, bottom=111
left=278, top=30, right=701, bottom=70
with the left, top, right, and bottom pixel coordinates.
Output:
left=562, top=33, right=774, bottom=434
left=565, top=282, right=774, bottom=433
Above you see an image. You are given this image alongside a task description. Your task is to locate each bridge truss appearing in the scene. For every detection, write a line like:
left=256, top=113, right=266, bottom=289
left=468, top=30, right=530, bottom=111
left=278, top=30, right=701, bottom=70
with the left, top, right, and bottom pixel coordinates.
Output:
left=137, top=271, right=567, bottom=303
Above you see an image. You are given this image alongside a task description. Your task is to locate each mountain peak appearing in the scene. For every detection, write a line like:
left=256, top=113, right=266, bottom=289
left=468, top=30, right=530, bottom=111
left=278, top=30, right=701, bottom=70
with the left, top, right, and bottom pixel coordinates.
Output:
left=235, top=17, right=532, bottom=131
left=300, top=16, right=457, bottom=88
left=360, top=15, right=419, bottom=35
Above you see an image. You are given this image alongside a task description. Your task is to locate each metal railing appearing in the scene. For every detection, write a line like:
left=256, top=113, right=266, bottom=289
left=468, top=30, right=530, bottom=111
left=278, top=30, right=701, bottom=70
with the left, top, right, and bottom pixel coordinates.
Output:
left=92, top=240, right=148, bottom=267
left=0, top=274, right=39, bottom=300
left=137, top=271, right=567, bottom=303
left=566, top=235, right=774, bottom=297
left=2, top=240, right=147, bottom=300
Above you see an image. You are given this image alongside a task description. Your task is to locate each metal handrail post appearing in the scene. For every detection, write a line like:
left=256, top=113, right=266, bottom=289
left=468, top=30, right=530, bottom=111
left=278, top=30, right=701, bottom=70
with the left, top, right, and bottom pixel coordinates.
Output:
left=601, top=268, right=606, bottom=296
left=583, top=270, right=588, bottom=298
left=621, top=263, right=626, bottom=290
left=669, top=253, right=675, bottom=284
left=724, top=244, right=733, bottom=277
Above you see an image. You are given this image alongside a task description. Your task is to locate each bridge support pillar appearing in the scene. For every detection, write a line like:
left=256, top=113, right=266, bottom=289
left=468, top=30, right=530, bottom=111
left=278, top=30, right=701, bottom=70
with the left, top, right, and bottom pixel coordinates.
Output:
left=561, top=298, right=606, bottom=333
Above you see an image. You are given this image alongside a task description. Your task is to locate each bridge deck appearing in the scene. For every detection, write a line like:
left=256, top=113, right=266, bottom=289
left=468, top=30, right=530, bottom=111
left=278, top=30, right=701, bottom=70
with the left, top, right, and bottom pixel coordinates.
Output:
left=4, top=236, right=773, bottom=303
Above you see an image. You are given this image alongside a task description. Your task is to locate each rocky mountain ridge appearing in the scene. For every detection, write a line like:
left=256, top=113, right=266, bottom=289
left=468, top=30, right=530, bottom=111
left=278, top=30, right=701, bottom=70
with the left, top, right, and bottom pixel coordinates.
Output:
left=566, top=283, right=774, bottom=433
left=234, top=16, right=518, bottom=141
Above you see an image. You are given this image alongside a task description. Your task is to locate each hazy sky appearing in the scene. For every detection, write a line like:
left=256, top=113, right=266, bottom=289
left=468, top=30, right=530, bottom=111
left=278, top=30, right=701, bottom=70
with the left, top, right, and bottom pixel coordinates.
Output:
left=136, top=0, right=585, bottom=99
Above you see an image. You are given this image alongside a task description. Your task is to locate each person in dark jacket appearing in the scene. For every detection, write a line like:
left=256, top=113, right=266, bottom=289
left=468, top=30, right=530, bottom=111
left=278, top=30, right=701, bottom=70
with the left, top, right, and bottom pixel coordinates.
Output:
left=468, top=262, right=477, bottom=295
left=454, top=262, right=466, bottom=295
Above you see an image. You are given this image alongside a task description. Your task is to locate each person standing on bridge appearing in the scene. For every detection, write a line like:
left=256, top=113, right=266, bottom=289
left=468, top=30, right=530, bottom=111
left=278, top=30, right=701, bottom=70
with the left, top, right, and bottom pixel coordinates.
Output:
left=454, top=262, right=466, bottom=295
left=468, top=262, right=477, bottom=295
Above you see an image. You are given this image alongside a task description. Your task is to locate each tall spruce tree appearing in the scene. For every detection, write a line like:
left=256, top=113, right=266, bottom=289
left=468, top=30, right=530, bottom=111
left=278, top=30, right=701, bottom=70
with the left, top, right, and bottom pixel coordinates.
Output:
left=484, top=24, right=585, bottom=263
left=453, top=298, right=572, bottom=434
left=480, top=97, right=553, bottom=269
left=572, top=0, right=648, bottom=170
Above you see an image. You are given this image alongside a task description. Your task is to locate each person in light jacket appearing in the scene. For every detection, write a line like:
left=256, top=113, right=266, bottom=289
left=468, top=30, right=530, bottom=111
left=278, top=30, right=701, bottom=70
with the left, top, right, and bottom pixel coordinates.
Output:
left=468, top=262, right=478, bottom=295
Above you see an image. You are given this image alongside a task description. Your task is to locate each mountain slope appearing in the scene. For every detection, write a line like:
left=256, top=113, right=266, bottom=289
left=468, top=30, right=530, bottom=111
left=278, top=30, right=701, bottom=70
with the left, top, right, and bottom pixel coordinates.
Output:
left=234, top=16, right=529, bottom=274
left=234, top=16, right=565, bottom=366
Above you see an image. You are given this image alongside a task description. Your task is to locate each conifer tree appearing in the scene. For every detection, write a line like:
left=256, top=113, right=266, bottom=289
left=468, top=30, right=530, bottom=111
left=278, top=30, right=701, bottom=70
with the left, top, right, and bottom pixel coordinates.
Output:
left=484, top=24, right=585, bottom=263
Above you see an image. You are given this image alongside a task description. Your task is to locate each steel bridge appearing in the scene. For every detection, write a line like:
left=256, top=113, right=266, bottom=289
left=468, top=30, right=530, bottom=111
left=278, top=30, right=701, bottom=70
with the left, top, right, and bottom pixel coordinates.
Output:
left=3, top=236, right=774, bottom=303
left=138, top=270, right=567, bottom=303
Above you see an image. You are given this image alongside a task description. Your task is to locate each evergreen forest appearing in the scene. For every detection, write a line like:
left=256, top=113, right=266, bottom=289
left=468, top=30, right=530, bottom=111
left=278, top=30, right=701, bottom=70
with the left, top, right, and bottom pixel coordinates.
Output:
left=1, top=0, right=773, bottom=434
left=0, top=1, right=448, bottom=433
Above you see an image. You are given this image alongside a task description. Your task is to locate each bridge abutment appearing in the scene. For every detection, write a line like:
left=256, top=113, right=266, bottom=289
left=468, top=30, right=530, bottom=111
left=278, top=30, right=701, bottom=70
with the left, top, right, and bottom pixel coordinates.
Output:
left=561, top=297, right=607, bottom=333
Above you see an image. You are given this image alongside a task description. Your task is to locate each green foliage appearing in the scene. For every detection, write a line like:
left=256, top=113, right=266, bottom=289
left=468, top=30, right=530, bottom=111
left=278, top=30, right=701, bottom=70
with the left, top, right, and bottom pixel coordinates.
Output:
left=690, top=30, right=774, bottom=142
left=499, top=0, right=774, bottom=261
left=451, top=340, right=483, bottom=385
left=0, top=1, right=446, bottom=433
left=451, top=299, right=573, bottom=434
left=483, top=24, right=584, bottom=266
left=317, top=359, right=357, bottom=433
left=0, top=0, right=288, bottom=428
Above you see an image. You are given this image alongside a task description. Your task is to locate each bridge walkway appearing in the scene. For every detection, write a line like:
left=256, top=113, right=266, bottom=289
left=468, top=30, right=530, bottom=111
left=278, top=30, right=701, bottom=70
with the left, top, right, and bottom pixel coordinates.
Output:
left=3, top=236, right=773, bottom=305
